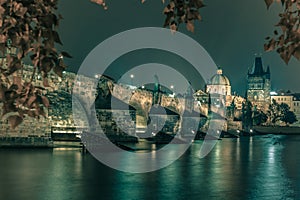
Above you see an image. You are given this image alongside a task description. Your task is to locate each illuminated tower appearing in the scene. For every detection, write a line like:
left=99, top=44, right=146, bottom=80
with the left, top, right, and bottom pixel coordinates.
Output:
left=246, top=56, right=271, bottom=111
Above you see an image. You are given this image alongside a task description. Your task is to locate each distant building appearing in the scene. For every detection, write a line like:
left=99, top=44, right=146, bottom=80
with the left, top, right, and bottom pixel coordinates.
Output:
left=270, top=91, right=300, bottom=126
left=291, top=94, right=300, bottom=126
left=205, top=68, right=231, bottom=116
left=206, top=68, right=231, bottom=96
left=247, top=57, right=271, bottom=111
left=270, top=91, right=293, bottom=109
left=205, top=68, right=245, bottom=132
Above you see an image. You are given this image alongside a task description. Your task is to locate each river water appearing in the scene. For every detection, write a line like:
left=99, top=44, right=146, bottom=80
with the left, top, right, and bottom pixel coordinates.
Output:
left=1, top=135, right=300, bottom=200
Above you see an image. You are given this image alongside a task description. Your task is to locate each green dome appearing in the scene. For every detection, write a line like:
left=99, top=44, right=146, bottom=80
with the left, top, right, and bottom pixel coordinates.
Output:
left=209, top=69, right=230, bottom=86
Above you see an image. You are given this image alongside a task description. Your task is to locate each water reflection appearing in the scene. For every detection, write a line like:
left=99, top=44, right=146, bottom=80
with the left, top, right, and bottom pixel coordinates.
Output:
left=1, top=136, right=300, bottom=199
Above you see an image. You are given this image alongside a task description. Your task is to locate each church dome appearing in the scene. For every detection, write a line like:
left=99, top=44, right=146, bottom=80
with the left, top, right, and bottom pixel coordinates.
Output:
left=209, top=69, right=230, bottom=86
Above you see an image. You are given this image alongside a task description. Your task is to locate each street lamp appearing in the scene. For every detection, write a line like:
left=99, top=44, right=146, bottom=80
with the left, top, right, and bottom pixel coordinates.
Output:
left=130, top=74, right=134, bottom=86
left=170, top=85, right=176, bottom=96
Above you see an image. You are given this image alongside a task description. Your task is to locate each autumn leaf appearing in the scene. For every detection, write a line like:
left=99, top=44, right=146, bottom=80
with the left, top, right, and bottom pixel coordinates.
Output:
left=7, top=115, right=23, bottom=129
left=61, top=51, right=72, bottom=58
left=41, top=96, right=50, bottom=108
left=264, top=0, right=274, bottom=9
left=27, top=95, right=37, bottom=107
left=52, top=31, right=63, bottom=45
left=53, top=65, right=64, bottom=77
left=186, top=21, right=195, bottom=33
left=170, top=23, right=177, bottom=33
left=294, top=46, right=300, bottom=60
left=0, top=84, right=6, bottom=102
left=43, top=78, right=50, bottom=87
left=0, top=6, right=4, bottom=15
left=2, top=104, right=12, bottom=118
left=91, top=0, right=104, bottom=5
left=13, top=76, right=22, bottom=86
left=90, top=0, right=108, bottom=9
left=264, top=0, right=300, bottom=64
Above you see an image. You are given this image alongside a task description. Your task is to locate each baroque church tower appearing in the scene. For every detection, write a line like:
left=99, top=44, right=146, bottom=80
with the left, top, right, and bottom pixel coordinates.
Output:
left=246, top=57, right=271, bottom=110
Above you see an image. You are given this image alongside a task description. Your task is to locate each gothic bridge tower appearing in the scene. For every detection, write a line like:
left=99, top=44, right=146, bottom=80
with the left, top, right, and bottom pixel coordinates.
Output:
left=246, top=56, right=271, bottom=111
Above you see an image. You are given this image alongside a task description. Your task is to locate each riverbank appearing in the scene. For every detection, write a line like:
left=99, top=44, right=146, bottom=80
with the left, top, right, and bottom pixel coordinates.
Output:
left=253, top=126, right=300, bottom=135
left=3, top=126, right=300, bottom=148
left=0, top=136, right=53, bottom=148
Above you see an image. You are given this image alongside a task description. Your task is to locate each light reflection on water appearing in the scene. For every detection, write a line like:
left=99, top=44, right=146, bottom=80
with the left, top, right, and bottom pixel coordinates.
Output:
left=1, top=135, right=300, bottom=199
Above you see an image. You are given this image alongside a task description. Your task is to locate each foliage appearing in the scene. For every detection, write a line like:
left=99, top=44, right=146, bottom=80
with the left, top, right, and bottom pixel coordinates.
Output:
left=252, top=110, right=268, bottom=125
left=92, top=0, right=299, bottom=63
left=242, top=100, right=253, bottom=129
left=281, top=110, right=297, bottom=124
left=162, top=0, right=205, bottom=33
left=267, top=99, right=284, bottom=124
left=264, top=0, right=300, bottom=64
left=91, top=0, right=206, bottom=33
left=0, top=0, right=70, bottom=128
left=267, top=99, right=297, bottom=125
left=226, top=99, right=237, bottom=120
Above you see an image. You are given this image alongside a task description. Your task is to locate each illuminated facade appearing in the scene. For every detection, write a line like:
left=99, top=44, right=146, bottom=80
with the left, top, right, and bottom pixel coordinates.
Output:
left=246, top=57, right=271, bottom=111
left=206, top=69, right=231, bottom=96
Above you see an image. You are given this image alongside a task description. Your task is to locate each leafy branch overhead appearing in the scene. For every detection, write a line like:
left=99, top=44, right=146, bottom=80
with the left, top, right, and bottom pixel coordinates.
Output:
left=0, top=0, right=71, bottom=128
left=162, top=0, right=205, bottom=33
left=264, top=0, right=300, bottom=64
left=92, top=0, right=299, bottom=64
left=91, top=0, right=205, bottom=33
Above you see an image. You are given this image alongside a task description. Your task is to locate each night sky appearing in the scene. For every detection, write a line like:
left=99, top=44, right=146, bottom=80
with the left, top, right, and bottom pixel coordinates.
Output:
left=57, top=0, right=299, bottom=95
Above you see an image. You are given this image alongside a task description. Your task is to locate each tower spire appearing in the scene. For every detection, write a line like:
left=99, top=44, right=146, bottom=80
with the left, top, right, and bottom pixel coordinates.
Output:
left=251, top=56, right=264, bottom=76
